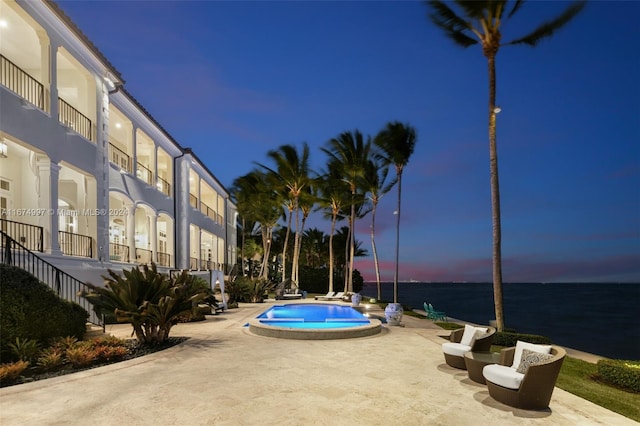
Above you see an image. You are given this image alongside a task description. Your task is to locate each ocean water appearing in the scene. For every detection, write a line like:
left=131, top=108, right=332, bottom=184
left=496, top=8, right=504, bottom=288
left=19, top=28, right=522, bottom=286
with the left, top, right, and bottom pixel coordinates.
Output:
left=361, top=282, right=640, bottom=360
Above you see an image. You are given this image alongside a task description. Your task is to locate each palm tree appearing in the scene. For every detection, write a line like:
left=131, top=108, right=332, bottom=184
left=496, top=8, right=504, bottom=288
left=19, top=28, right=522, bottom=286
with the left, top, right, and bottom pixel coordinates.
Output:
left=363, top=157, right=395, bottom=300
left=257, top=143, right=312, bottom=287
left=374, top=122, right=417, bottom=305
left=322, top=131, right=372, bottom=293
left=231, top=170, right=282, bottom=280
left=426, top=0, right=586, bottom=331
left=315, top=166, right=349, bottom=293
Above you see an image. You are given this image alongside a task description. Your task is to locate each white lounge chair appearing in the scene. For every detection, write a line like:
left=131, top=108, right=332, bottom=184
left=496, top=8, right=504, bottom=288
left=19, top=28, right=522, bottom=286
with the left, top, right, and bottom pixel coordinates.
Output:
left=315, top=291, right=335, bottom=300
left=327, top=292, right=345, bottom=300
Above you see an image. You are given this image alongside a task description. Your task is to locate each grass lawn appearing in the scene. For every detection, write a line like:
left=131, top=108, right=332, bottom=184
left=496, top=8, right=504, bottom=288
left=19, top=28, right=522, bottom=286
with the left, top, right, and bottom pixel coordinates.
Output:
left=556, top=357, right=639, bottom=422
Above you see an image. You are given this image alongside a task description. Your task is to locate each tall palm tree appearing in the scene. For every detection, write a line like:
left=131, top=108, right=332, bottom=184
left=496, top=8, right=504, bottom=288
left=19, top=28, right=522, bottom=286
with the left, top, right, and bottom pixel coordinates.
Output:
left=363, top=157, right=395, bottom=300
left=426, top=0, right=586, bottom=331
left=322, top=131, right=372, bottom=293
left=257, top=143, right=312, bottom=286
left=315, top=166, right=349, bottom=293
left=374, top=122, right=417, bottom=305
left=231, top=170, right=282, bottom=280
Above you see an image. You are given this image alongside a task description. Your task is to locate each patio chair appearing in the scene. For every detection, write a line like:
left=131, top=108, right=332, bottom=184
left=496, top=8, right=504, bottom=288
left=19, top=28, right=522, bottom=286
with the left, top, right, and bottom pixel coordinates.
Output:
left=315, top=291, right=335, bottom=300
left=442, top=324, right=496, bottom=369
left=482, top=342, right=566, bottom=410
left=424, top=302, right=447, bottom=321
left=327, top=292, right=345, bottom=300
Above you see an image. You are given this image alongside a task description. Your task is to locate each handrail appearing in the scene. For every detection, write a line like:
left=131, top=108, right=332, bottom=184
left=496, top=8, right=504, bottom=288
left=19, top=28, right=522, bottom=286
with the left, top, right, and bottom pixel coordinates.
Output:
left=0, top=53, right=44, bottom=110
left=189, top=193, right=198, bottom=209
left=200, top=201, right=217, bottom=221
left=109, top=142, right=131, bottom=173
left=0, top=218, right=43, bottom=252
left=109, top=243, right=129, bottom=263
left=136, top=162, right=153, bottom=185
left=189, top=256, right=198, bottom=270
left=59, top=97, right=94, bottom=141
left=157, top=251, right=171, bottom=267
left=1, top=230, right=103, bottom=328
left=58, top=230, right=93, bottom=258
left=156, top=175, right=171, bottom=196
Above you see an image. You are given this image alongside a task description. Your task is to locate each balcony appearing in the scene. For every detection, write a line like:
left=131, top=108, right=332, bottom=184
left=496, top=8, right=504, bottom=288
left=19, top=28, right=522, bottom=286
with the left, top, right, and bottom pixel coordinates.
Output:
left=189, top=194, right=198, bottom=209
left=59, top=98, right=94, bottom=142
left=0, top=54, right=45, bottom=110
left=157, top=251, right=171, bottom=267
left=109, top=143, right=131, bottom=173
left=109, top=243, right=129, bottom=262
left=200, top=202, right=217, bottom=222
left=136, top=162, right=153, bottom=186
left=156, top=176, right=171, bottom=196
left=189, top=257, right=198, bottom=270
left=58, top=230, right=93, bottom=258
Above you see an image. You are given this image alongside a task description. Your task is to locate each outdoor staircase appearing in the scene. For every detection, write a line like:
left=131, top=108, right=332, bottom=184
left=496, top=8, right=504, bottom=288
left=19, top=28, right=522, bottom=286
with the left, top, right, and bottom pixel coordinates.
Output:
left=1, top=229, right=104, bottom=330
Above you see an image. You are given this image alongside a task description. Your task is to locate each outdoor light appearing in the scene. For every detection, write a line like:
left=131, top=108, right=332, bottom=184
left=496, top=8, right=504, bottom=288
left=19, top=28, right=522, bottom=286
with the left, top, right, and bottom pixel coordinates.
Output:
left=0, top=142, right=7, bottom=158
left=494, top=106, right=502, bottom=114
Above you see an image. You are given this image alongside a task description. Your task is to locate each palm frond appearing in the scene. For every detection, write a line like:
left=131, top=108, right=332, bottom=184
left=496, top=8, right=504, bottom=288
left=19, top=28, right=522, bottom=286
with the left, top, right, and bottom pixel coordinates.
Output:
left=506, top=0, right=586, bottom=47
left=507, top=0, right=525, bottom=18
left=427, top=0, right=478, bottom=48
left=455, top=0, right=492, bottom=19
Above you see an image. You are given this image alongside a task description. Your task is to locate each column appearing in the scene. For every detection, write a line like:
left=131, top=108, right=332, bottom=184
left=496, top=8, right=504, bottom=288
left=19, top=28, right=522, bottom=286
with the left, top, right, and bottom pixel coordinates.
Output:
left=149, top=213, right=157, bottom=263
left=126, top=204, right=135, bottom=263
left=37, top=157, right=61, bottom=254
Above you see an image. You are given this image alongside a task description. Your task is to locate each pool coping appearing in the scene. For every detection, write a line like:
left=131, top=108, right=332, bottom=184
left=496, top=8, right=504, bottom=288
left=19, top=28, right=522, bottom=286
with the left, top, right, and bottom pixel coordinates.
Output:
left=248, top=318, right=383, bottom=340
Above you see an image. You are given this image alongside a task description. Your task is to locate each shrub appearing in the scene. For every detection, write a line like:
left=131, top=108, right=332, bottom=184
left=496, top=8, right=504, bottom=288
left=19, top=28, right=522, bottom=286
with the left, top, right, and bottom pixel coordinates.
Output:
left=597, top=360, right=640, bottom=393
left=0, top=360, right=30, bottom=384
left=36, top=348, right=65, bottom=371
left=50, top=336, right=79, bottom=352
left=225, top=276, right=251, bottom=304
left=493, top=331, right=552, bottom=347
left=8, top=338, right=40, bottom=363
left=246, top=278, right=276, bottom=303
left=93, top=345, right=129, bottom=362
left=83, top=264, right=208, bottom=345
left=65, top=346, right=98, bottom=367
left=0, top=265, right=88, bottom=359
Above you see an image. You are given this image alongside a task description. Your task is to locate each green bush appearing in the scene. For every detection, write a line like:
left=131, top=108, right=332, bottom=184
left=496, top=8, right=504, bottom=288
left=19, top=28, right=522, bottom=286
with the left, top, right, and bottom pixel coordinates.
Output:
left=83, top=264, right=208, bottom=345
left=0, top=264, right=88, bottom=360
left=493, top=331, right=552, bottom=347
left=597, top=359, right=640, bottom=393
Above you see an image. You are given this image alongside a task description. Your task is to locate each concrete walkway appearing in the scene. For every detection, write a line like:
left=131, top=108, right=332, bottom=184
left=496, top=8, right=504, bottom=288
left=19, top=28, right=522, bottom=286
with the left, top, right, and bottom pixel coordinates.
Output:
left=0, top=300, right=635, bottom=426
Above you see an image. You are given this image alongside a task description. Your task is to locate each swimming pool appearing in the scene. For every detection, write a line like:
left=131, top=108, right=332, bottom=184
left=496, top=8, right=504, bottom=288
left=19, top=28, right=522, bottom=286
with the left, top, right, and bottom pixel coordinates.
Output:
left=249, top=303, right=382, bottom=339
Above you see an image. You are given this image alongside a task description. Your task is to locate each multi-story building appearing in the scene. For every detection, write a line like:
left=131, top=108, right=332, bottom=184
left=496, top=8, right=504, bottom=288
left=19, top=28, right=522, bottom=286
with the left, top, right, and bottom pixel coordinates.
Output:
left=0, top=0, right=238, bottom=286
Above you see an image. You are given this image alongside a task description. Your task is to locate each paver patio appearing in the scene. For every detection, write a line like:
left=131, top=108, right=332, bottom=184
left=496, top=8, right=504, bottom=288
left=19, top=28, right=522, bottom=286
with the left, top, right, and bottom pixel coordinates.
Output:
left=0, top=300, right=635, bottom=425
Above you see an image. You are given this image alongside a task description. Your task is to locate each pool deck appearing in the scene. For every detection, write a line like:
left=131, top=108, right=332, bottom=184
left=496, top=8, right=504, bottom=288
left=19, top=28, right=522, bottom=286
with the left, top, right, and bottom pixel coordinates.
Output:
left=0, top=299, right=635, bottom=425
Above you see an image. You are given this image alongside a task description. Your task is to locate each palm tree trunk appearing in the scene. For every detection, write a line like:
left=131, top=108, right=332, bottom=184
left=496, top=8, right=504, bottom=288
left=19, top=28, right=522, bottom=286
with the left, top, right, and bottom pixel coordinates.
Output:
left=371, top=201, right=381, bottom=300
left=328, top=215, right=337, bottom=292
left=282, top=207, right=292, bottom=282
left=348, top=189, right=356, bottom=293
left=292, top=198, right=301, bottom=285
left=487, top=53, right=505, bottom=332
left=393, top=171, right=402, bottom=304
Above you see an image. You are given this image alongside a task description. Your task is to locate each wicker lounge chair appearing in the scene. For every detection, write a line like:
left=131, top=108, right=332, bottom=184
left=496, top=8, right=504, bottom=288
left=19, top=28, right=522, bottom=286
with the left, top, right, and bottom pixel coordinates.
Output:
left=442, top=325, right=496, bottom=369
left=482, top=344, right=566, bottom=410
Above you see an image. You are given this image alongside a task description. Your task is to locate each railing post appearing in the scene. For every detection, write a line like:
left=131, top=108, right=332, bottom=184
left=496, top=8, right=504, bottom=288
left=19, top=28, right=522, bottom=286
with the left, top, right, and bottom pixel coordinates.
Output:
left=55, top=270, right=61, bottom=295
left=3, top=233, right=13, bottom=265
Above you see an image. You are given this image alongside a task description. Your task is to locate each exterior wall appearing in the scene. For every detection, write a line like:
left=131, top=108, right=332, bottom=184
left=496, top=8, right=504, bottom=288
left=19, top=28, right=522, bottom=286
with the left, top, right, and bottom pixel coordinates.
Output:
left=0, top=0, right=237, bottom=285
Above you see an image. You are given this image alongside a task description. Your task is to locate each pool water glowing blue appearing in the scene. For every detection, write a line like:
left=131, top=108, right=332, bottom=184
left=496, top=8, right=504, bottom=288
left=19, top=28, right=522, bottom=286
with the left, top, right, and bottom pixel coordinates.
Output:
left=249, top=303, right=382, bottom=339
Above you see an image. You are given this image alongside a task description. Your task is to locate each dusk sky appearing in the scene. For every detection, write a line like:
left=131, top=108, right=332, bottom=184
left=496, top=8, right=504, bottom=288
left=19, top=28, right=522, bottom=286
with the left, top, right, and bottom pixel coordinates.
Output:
left=57, top=1, right=639, bottom=283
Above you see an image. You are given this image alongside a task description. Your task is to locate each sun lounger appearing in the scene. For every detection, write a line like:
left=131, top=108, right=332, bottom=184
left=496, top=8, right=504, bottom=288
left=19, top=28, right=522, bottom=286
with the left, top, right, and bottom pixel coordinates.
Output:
left=315, top=291, right=335, bottom=300
left=327, top=292, right=345, bottom=300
